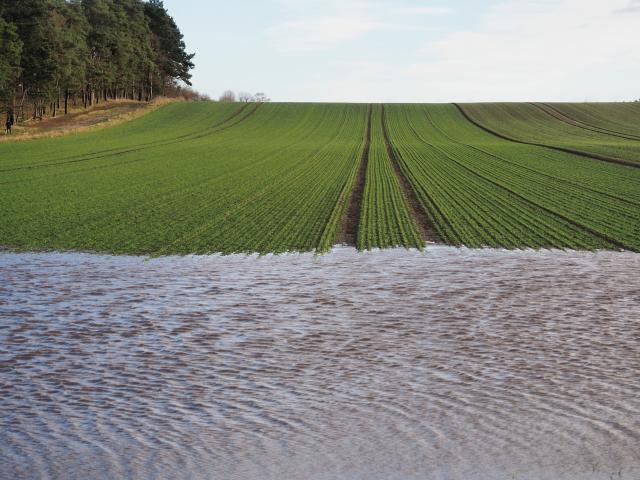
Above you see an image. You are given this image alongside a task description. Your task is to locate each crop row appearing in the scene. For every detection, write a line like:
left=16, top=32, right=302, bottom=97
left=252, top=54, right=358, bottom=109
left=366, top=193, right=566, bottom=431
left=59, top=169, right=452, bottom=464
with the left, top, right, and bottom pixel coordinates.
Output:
left=384, top=104, right=640, bottom=250
left=357, top=105, right=423, bottom=250
left=425, top=104, right=640, bottom=250
left=459, top=102, right=640, bottom=166
left=2, top=101, right=639, bottom=254
left=0, top=102, right=243, bottom=171
left=547, top=102, right=640, bottom=139
left=1, top=103, right=368, bottom=254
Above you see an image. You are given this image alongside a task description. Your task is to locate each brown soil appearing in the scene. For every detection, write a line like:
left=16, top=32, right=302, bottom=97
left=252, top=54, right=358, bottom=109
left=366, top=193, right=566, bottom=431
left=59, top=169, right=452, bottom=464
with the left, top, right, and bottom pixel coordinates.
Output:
left=380, top=104, right=441, bottom=243
left=1, top=100, right=163, bottom=142
left=337, top=104, right=372, bottom=246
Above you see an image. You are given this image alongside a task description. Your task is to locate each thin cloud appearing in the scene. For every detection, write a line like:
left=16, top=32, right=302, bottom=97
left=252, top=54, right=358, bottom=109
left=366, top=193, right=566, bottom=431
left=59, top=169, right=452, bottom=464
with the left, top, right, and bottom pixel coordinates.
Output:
left=615, top=0, right=640, bottom=14
left=405, top=0, right=640, bottom=101
left=391, top=6, right=451, bottom=16
left=257, top=0, right=640, bottom=101
left=266, top=0, right=449, bottom=53
left=266, top=17, right=386, bottom=53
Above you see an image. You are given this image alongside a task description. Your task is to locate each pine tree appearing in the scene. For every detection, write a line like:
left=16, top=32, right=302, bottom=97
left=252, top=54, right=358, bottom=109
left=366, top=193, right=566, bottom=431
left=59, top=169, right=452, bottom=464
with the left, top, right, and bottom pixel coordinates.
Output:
left=0, top=16, right=22, bottom=111
left=144, top=0, right=195, bottom=94
left=0, top=0, right=196, bottom=121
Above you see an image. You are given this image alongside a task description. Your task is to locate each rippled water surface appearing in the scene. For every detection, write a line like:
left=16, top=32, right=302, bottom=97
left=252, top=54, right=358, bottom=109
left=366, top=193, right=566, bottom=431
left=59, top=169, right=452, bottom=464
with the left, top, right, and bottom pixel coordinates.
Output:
left=1, top=247, right=640, bottom=480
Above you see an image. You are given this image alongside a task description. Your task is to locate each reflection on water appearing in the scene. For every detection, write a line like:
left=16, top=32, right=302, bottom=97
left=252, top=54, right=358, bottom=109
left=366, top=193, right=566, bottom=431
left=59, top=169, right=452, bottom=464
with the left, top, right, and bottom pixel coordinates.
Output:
left=1, top=246, right=639, bottom=480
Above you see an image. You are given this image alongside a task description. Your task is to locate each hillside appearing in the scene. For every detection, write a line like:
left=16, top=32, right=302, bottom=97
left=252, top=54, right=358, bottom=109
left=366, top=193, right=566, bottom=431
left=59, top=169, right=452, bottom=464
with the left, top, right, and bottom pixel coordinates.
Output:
left=1, top=102, right=639, bottom=254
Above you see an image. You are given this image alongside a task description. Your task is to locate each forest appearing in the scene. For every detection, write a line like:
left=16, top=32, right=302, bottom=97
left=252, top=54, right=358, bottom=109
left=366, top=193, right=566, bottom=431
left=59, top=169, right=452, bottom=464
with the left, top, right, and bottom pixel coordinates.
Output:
left=0, top=0, right=194, bottom=123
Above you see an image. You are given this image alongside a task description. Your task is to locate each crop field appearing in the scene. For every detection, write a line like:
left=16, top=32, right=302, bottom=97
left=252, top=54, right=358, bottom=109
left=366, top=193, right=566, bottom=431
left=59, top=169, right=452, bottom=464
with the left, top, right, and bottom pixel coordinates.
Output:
left=1, top=101, right=639, bottom=254
left=385, top=104, right=640, bottom=250
left=548, top=102, right=640, bottom=138
left=357, top=105, right=423, bottom=250
left=459, top=102, right=640, bottom=167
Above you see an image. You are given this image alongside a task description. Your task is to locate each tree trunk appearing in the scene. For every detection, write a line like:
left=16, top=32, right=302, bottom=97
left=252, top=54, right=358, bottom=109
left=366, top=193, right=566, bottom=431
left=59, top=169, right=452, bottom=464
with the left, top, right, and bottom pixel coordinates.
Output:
left=64, top=88, right=69, bottom=115
left=18, top=87, right=27, bottom=123
left=10, top=94, right=15, bottom=125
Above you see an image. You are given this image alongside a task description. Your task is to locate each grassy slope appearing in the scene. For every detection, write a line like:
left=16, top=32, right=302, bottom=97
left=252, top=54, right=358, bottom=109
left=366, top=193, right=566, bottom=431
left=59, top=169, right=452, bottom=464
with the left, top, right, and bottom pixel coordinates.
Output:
left=0, top=102, right=240, bottom=169
left=423, top=104, right=640, bottom=250
left=460, top=102, right=640, bottom=165
left=385, top=104, right=620, bottom=250
left=1, top=102, right=366, bottom=254
left=549, top=102, right=640, bottom=138
left=1, top=101, right=638, bottom=254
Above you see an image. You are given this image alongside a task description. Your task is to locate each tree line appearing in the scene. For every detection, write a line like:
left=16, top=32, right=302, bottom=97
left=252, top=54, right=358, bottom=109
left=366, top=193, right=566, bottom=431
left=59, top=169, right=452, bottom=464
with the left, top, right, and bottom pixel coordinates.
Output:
left=0, top=0, right=195, bottom=123
left=219, top=90, right=270, bottom=103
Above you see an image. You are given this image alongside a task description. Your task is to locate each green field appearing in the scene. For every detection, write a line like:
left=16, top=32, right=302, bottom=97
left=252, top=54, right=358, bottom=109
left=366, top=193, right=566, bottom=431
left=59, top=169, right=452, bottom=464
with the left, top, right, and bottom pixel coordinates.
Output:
left=459, top=102, right=640, bottom=167
left=1, top=101, right=639, bottom=254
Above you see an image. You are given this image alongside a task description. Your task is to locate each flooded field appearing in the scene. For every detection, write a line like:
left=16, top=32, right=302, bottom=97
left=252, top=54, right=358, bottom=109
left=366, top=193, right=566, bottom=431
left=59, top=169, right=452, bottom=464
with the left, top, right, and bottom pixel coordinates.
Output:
left=1, top=246, right=639, bottom=479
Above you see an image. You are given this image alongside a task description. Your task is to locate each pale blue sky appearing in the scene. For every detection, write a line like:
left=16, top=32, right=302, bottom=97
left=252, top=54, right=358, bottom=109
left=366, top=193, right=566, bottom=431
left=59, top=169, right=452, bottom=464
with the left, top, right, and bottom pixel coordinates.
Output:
left=163, top=0, right=640, bottom=102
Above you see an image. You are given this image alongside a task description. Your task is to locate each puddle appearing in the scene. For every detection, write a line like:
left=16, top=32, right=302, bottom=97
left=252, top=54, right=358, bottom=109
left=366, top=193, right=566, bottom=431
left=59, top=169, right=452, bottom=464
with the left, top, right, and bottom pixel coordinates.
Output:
left=1, top=246, right=639, bottom=479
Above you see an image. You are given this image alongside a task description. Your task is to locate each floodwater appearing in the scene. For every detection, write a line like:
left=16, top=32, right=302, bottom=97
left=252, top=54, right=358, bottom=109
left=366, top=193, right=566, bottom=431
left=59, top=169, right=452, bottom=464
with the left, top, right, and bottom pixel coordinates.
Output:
left=1, top=246, right=639, bottom=480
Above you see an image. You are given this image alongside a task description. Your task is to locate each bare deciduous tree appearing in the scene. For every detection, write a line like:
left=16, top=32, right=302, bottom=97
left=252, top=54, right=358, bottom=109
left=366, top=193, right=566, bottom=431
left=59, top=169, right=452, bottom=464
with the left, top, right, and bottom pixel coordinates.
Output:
left=219, top=90, right=236, bottom=102
left=238, top=92, right=253, bottom=102
left=254, top=92, right=270, bottom=103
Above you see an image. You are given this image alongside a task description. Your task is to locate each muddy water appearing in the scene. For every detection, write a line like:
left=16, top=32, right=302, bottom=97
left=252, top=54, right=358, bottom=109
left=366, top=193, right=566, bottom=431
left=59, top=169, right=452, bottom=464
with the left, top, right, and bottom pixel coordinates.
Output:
left=1, top=247, right=639, bottom=480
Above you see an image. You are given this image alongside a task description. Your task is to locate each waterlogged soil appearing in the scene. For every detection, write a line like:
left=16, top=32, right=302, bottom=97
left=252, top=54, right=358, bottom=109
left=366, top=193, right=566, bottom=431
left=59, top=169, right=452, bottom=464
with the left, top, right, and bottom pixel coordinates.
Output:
left=1, top=247, right=639, bottom=480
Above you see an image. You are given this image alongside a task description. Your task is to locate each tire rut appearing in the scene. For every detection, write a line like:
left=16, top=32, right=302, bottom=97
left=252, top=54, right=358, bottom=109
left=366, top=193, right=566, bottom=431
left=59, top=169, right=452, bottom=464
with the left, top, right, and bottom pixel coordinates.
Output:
left=532, top=103, right=640, bottom=142
left=337, top=105, right=372, bottom=246
left=454, top=103, right=640, bottom=169
left=1, top=103, right=258, bottom=173
left=423, top=110, right=631, bottom=251
left=381, top=104, right=441, bottom=244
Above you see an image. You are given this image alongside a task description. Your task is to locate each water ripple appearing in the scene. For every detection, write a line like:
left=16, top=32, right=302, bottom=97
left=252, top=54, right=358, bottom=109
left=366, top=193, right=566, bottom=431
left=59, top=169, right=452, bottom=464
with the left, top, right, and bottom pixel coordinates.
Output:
left=1, top=246, right=639, bottom=479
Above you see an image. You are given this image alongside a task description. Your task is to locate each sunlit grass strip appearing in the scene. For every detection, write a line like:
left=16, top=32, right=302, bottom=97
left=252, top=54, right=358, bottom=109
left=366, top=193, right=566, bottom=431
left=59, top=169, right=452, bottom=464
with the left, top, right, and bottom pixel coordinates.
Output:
left=316, top=105, right=372, bottom=252
left=357, top=104, right=423, bottom=250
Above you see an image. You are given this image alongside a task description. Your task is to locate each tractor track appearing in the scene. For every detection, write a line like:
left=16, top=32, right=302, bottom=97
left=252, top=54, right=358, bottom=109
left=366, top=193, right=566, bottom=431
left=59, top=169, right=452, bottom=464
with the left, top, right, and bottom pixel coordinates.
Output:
left=381, top=104, right=441, bottom=244
left=337, top=104, right=372, bottom=246
left=0, top=103, right=259, bottom=173
left=454, top=103, right=640, bottom=169
left=531, top=103, right=640, bottom=142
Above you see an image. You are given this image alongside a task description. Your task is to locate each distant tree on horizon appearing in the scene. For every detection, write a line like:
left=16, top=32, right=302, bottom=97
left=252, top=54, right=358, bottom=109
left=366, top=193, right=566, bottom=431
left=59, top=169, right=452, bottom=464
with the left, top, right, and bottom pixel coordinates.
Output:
left=254, top=92, right=270, bottom=103
left=219, top=90, right=236, bottom=102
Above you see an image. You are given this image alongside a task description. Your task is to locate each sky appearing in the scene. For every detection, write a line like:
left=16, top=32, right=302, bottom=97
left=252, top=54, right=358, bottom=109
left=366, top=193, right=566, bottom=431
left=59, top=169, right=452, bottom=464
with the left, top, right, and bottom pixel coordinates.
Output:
left=162, top=0, right=640, bottom=103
